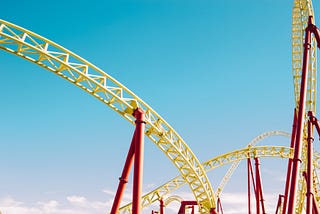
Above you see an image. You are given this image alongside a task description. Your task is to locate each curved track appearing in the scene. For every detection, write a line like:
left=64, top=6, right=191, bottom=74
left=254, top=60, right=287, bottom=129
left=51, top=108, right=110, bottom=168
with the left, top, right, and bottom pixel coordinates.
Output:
left=0, top=0, right=318, bottom=212
left=0, top=19, right=215, bottom=211
left=292, top=1, right=317, bottom=212
left=292, top=0, right=316, bottom=113
left=120, top=131, right=290, bottom=213
left=120, top=145, right=293, bottom=213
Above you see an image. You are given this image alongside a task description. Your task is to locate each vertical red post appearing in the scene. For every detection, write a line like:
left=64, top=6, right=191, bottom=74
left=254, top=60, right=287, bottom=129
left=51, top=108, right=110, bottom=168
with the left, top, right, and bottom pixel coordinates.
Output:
left=306, top=118, right=314, bottom=214
left=287, top=16, right=313, bottom=214
left=282, top=109, right=297, bottom=214
left=216, top=197, right=224, bottom=214
left=255, top=158, right=261, bottom=214
left=132, top=108, right=146, bottom=214
left=247, top=159, right=252, bottom=214
left=254, top=158, right=266, bottom=214
left=159, top=198, right=164, bottom=214
left=313, top=196, right=320, bottom=214
left=275, top=195, right=284, bottom=214
left=110, top=132, right=136, bottom=214
left=190, top=205, right=195, bottom=214
left=210, top=208, right=218, bottom=214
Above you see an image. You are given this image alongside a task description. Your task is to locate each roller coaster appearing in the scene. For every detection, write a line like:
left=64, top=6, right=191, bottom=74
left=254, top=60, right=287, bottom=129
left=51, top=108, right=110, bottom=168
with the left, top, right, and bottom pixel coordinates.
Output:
left=0, top=0, right=320, bottom=213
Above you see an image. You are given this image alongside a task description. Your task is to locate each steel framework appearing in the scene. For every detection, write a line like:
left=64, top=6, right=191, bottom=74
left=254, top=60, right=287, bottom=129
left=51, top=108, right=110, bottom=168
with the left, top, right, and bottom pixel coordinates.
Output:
left=0, top=0, right=319, bottom=213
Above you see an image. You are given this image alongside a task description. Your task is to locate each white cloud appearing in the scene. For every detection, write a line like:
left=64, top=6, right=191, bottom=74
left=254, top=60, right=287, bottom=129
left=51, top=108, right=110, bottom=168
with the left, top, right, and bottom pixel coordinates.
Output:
left=0, top=188, right=283, bottom=214
left=0, top=195, right=112, bottom=214
left=67, top=196, right=87, bottom=206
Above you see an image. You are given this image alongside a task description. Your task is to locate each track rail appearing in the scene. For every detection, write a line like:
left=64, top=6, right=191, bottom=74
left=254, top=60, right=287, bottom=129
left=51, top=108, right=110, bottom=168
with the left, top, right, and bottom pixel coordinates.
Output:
left=216, top=131, right=290, bottom=197
left=120, top=145, right=293, bottom=213
left=0, top=19, right=215, bottom=211
left=291, top=1, right=317, bottom=213
left=292, top=0, right=316, bottom=113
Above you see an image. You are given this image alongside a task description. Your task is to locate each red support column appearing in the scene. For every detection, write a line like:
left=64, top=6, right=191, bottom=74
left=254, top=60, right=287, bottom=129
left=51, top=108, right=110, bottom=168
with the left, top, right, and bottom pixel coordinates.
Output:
left=247, top=159, right=252, bottom=214
left=275, top=195, right=284, bottom=214
left=110, top=132, right=136, bottom=214
left=210, top=208, right=218, bottom=214
left=287, top=16, right=313, bottom=214
left=190, top=205, right=195, bottom=214
left=254, top=158, right=266, bottom=214
left=216, top=197, right=224, bottom=214
left=178, top=201, right=198, bottom=214
left=132, top=108, right=146, bottom=214
left=313, top=196, right=320, bottom=214
left=159, top=198, right=164, bottom=214
left=306, top=117, right=314, bottom=214
left=282, top=109, right=297, bottom=214
left=255, top=158, right=261, bottom=214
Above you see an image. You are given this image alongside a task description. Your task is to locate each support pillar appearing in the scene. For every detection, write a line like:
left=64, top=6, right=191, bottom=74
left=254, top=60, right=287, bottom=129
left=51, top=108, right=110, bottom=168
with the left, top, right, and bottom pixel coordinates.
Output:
left=159, top=198, right=164, bottom=214
left=110, top=108, right=145, bottom=214
left=110, top=133, right=136, bottom=214
left=132, top=108, right=146, bottom=214
left=282, top=109, right=297, bottom=214
left=287, top=16, right=313, bottom=214
left=306, top=118, right=314, bottom=214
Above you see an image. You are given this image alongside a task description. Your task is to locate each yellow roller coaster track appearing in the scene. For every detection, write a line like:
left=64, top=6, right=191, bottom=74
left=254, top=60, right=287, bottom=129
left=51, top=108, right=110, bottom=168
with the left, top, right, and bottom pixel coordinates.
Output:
left=120, top=145, right=293, bottom=213
left=119, top=130, right=291, bottom=213
left=292, top=0, right=316, bottom=113
left=292, top=0, right=317, bottom=213
left=0, top=19, right=215, bottom=211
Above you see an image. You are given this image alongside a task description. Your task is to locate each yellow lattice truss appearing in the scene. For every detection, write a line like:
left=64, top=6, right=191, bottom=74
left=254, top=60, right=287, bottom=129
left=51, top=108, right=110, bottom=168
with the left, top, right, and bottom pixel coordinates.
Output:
left=0, top=19, right=215, bottom=212
left=0, top=0, right=318, bottom=212
left=292, top=0, right=318, bottom=213
left=119, top=144, right=293, bottom=213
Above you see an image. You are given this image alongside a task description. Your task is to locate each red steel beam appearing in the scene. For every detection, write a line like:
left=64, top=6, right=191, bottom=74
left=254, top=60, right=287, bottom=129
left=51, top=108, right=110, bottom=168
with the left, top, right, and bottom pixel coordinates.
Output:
left=110, top=132, right=136, bottom=214
left=282, top=109, right=297, bottom=214
left=248, top=159, right=252, bottom=214
left=286, top=16, right=313, bottom=214
left=132, top=108, right=146, bottom=214
left=178, top=201, right=198, bottom=214
left=159, top=198, right=164, bottom=214
left=306, top=117, right=314, bottom=214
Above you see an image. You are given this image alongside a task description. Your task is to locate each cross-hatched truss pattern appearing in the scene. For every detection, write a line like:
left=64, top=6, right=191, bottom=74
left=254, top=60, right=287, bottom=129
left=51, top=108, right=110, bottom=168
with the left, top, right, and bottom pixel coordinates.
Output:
left=0, top=19, right=215, bottom=212
left=291, top=0, right=317, bottom=213
left=119, top=145, right=293, bottom=213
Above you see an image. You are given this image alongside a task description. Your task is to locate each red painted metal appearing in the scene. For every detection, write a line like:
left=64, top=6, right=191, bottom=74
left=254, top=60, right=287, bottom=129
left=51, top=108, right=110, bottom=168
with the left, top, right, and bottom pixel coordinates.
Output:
left=282, top=109, right=297, bottom=214
left=110, top=132, right=136, bottom=214
left=256, top=162, right=260, bottom=214
left=210, top=208, right=218, bottom=214
left=313, top=196, right=320, bottom=214
left=216, top=197, right=224, bottom=214
left=275, top=195, right=284, bottom=214
left=132, top=108, right=146, bottom=214
left=286, top=16, right=320, bottom=214
left=110, top=108, right=145, bottom=214
left=307, top=111, right=320, bottom=214
left=248, top=158, right=257, bottom=214
left=247, top=158, right=267, bottom=214
left=247, top=159, right=251, bottom=214
left=159, top=198, right=164, bottom=214
left=254, top=158, right=266, bottom=214
left=306, top=117, right=314, bottom=214
left=287, top=16, right=314, bottom=214
left=178, top=201, right=198, bottom=214
left=190, top=205, right=195, bottom=214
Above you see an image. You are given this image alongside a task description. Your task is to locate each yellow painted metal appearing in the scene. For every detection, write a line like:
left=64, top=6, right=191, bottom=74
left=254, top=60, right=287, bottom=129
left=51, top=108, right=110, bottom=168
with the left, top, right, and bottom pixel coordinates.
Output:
left=0, top=20, right=215, bottom=212
left=292, top=0, right=316, bottom=113
left=164, top=195, right=184, bottom=207
left=291, top=0, right=317, bottom=213
left=119, top=145, right=293, bottom=214
left=216, top=131, right=291, bottom=198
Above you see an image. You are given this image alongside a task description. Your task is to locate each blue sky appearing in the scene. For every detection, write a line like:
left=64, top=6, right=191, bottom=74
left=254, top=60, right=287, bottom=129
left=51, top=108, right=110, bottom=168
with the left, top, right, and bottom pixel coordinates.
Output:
left=0, top=0, right=319, bottom=213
